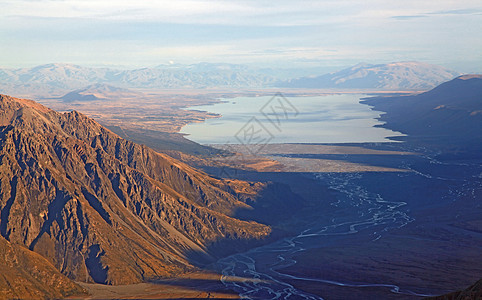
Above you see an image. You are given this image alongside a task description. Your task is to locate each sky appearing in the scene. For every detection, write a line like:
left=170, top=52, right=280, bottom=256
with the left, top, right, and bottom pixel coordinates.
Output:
left=0, top=0, right=481, bottom=72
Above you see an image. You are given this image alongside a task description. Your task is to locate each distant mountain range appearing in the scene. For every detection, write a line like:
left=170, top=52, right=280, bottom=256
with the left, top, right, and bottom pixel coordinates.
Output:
left=0, top=62, right=463, bottom=98
left=280, top=61, right=462, bottom=90
left=0, top=63, right=277, bottom=97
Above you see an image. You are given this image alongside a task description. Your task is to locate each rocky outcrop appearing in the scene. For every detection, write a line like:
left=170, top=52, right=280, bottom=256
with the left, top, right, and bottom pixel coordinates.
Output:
left=0, top=235, right=85, bottom=299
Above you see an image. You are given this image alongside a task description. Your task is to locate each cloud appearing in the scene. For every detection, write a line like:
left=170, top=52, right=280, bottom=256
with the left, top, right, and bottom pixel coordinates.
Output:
left=1, top=0, right=481, bottom=70
left=392, top=7, right=482, bottom=20
left=1, top=0, right=252, bottom=22
left=428, top=8, right=482, bottom=15
left=2, top=0, right=479, bottom=26
left=391, top=15, right=428, bottom=20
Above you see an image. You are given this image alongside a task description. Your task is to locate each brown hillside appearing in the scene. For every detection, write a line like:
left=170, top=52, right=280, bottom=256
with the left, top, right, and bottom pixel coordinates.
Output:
left=0, top=94, right=270, bottom=286
left=0, top=235, right=85, bottom=299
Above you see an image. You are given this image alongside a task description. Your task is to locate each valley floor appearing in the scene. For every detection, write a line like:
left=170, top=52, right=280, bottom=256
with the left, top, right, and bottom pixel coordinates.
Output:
left=191, top=142, right=482, bottom=299
left=63, top=142, right=481, bottom=299
left=69, top=271, right=239, bottom=299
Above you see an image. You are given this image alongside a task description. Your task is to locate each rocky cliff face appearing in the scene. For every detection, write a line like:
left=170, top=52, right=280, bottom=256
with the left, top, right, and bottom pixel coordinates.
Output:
left=0, top=94, right=271, bottom=286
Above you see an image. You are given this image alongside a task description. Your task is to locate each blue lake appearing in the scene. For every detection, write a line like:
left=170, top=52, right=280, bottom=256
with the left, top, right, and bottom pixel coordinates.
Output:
left=180, top=94, right=405, bottom=144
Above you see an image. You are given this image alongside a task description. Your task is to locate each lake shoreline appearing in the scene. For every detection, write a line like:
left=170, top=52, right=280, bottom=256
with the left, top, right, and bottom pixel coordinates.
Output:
left=180, top=94, right=406, bottom=145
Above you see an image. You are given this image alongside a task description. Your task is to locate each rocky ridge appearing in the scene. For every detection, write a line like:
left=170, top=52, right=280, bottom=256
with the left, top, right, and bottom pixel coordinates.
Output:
left=0, top=94, right=272, bottom=288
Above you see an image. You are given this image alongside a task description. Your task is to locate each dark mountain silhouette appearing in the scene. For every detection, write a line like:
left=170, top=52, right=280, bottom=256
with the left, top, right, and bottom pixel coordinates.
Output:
left=363, top=77, right=482, bottom=297
left=61, top=83, right=143, bottom=102
left=363, top=74, right=482, bottom=147
left=427, top=278, right=482, bottom=299
left=0, top=94, right=283, bottom=290
left=280, top=61, right=461, bottom=90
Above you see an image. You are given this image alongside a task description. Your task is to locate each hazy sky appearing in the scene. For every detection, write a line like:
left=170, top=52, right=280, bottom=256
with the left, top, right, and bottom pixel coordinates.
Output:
left=1, top=0, right=481, bottom=72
